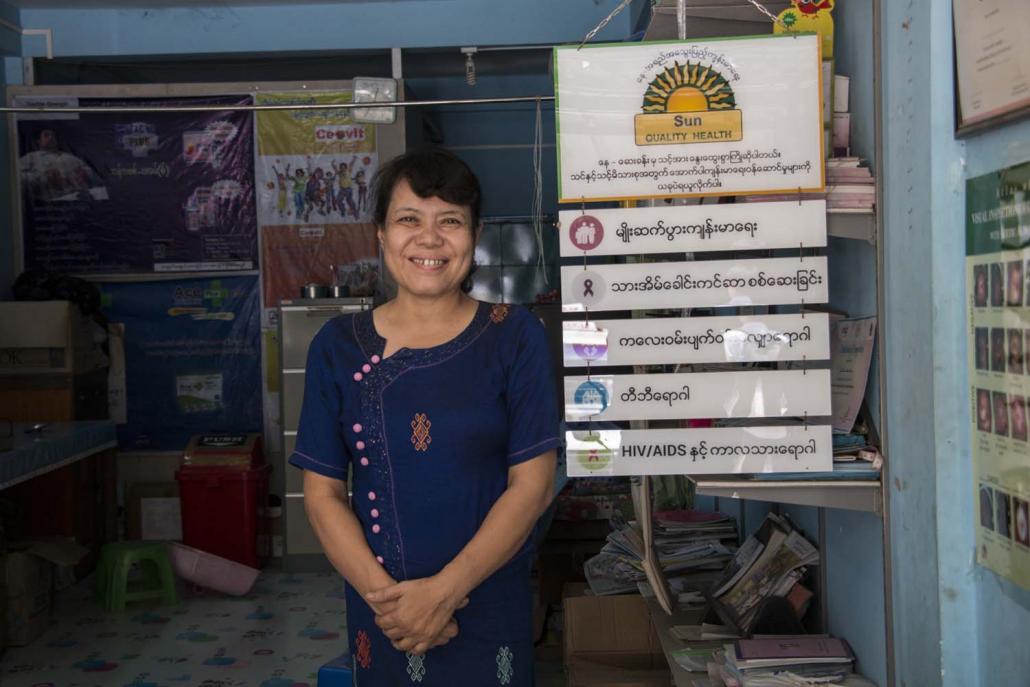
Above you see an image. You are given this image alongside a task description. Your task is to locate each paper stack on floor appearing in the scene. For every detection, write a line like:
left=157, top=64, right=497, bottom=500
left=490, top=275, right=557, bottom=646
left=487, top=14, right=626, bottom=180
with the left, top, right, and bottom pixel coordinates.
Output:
left=583, top=511, right=737, bottom=599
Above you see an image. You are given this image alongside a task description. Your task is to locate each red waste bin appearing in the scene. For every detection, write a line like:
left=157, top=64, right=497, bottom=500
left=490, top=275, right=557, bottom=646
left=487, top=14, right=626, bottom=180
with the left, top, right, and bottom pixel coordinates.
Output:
left=175, top=464, right=271, bottom=568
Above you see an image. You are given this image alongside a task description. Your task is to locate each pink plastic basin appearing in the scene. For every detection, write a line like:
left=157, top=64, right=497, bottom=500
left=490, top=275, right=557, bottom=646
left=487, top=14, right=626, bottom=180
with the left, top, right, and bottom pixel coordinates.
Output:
left=168, top=542, right=260, bottom=596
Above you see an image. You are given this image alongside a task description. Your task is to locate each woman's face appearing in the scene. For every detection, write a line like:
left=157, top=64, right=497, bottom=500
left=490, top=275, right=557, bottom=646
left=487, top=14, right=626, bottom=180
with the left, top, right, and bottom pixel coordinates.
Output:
left=979, top=392, right=991, bottom=425
left=379, top=178, right=478, bottom=300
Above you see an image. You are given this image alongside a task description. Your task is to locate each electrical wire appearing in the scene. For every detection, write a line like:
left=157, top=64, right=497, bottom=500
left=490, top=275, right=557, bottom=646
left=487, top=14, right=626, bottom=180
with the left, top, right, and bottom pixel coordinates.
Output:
left=531, top=97, right=547, bottom=285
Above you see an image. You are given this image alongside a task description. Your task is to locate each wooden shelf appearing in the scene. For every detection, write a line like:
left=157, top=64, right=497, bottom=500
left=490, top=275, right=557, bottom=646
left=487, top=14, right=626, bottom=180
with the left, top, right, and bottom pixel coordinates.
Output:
left=688, top=476, right=883, bottom=515
left=644, top=595, right=707, bottom=687
left=827, top=209, right=876, bottom=244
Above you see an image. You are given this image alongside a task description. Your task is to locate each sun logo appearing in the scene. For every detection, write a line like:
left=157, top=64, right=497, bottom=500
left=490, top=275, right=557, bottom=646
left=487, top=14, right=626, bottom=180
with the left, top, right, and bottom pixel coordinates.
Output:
left=634, top=61, right=743, bottom=146
left=642, top=62, right=736, bottom=114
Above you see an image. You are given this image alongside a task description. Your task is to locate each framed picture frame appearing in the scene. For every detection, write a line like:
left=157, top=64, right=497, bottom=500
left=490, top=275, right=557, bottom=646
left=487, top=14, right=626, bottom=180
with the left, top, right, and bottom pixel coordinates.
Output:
left=953, top=0, right=1030, bottom=136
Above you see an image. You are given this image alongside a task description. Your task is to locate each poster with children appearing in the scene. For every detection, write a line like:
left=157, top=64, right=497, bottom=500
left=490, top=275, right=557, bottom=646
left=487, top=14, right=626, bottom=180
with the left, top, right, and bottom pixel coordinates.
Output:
left=255, top=91, right=378, bottom=227
left=966, top=160, right=1030, bottom=590
left=254, top=91, right=380, bottom=313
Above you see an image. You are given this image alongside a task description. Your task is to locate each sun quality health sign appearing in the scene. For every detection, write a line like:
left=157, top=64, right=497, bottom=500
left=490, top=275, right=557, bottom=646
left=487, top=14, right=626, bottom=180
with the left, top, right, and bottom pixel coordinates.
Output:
left=554, top=34, right=824, bottom=202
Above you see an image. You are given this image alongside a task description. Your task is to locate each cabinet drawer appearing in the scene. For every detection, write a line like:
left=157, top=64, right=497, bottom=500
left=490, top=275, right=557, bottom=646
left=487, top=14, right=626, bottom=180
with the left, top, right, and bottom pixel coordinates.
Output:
left=281, top=372, right=305, bottom=430
left=280, top=303, right=369, bottom=369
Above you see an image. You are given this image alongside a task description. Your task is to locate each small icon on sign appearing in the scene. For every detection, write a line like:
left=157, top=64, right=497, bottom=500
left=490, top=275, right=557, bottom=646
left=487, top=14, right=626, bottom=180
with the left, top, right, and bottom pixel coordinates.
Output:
left=569, top=215, right=604, bottom=251
left=573, top=380, right=609, bottom=415
left=571, top=271, right=606, bottom=308
left=572, top=341, right=608, bottom=362
left=575, top=444, right=613, bottom=472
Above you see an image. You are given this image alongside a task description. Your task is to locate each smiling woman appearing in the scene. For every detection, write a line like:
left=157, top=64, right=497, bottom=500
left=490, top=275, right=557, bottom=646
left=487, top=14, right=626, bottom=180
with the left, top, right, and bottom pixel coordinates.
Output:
left=289, top=148, right=560, bottom=686
left=374, top=150, right=480, bottom=303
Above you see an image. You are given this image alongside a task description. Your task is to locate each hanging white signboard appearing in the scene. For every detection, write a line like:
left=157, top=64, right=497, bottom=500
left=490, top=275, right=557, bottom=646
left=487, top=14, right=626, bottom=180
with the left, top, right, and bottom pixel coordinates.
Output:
left=566, top=424, right=833, bottom=476
left=554, top=34, right=824, bottom=202
left=561, top=257, right=828, bottom=312
left=564, top=369, right=831, bottom=422
left=558, top=200, right=827, bottom=257
left=563, top=313, right=830, bottom=367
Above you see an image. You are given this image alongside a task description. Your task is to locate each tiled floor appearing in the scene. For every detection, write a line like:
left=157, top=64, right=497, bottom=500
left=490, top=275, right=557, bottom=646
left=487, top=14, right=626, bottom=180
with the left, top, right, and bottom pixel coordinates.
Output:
left=1, top=569, right=567, bottom=686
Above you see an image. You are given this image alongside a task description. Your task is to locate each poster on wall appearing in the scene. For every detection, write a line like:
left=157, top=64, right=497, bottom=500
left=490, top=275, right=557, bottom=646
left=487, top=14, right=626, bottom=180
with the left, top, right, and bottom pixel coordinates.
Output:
left=953, top=0, right=1030, bottom=133
left=15, top=95, right=257, bottom=274
left=255, top=91, right=379, bottom=311
left=553, top=33, right=824, bottom=202
left=966, top=160, right=1030, bottom=589
left=99, top=275, right=262, bottom=451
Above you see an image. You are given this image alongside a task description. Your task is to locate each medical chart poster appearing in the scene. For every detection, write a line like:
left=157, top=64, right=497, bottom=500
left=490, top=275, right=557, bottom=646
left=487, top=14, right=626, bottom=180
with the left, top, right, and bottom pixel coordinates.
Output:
left=99, top=275, right=262, bottom=451
left=16, top=95, right=257, bottom=274
left=554, top=34, right=824, bottom=202
left=966, top=160, right=1030, bottom=589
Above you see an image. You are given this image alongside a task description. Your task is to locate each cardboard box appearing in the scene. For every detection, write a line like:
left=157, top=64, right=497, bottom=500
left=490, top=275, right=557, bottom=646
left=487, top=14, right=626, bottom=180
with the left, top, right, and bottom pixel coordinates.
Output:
left=0, top=301, right=103, bottom=375
left=563, top=594, right=671, bottom=686
left=126, top=482, right=182, bottom=541
left=3, top=539, right=89, bottom=647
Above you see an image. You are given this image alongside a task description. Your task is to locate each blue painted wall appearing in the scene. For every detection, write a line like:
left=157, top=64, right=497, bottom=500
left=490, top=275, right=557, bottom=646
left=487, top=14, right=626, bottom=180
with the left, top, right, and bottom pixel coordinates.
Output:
left=882, top=0, right=1030, bottom=685
left=18, top=1, right=645, bottom=58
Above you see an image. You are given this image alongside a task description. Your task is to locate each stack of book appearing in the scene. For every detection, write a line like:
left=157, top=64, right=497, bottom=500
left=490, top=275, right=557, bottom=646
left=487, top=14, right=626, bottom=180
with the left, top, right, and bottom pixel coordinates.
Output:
left=824, top=157, right=876, bottom=210
left=707, top=513, right=818, bottom=634
left=738, top=157, right=876, bottom=211
left=583, top=510, right=737, bottom=599
left=712, top=636, right=877, bottom=687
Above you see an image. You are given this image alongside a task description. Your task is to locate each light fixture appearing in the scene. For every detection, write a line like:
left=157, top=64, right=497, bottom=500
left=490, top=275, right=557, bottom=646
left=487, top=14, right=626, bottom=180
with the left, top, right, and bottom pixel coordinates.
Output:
left=461, top=47, right=477, bottom=86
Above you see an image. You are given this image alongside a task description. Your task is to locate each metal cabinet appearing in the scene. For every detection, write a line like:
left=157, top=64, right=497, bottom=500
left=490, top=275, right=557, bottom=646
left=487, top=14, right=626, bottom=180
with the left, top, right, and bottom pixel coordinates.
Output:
left=279, top=297, right=371, bottom=571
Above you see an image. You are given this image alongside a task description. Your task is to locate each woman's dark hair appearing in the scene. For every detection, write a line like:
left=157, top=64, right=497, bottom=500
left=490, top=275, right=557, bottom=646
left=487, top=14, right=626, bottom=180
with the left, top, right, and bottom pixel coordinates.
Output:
left=372, top=147, right=482, bottom=293
left=371, top=147, right=481, bottom=230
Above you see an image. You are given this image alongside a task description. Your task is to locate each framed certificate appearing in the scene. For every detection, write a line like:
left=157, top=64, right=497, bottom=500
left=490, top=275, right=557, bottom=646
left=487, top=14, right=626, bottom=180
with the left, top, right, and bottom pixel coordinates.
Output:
left=953, top=0, right=1030, bottom=135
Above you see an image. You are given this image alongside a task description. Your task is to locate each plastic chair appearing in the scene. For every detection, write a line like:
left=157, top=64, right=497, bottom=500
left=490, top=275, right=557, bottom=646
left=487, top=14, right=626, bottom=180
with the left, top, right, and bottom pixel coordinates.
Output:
left=317, top=652, right=354, bottom=686
left=95, top=541, right=177, bottom=611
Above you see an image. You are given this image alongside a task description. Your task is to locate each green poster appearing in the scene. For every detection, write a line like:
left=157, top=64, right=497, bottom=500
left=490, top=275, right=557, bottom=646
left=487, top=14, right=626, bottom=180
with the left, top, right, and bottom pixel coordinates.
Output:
left=967, top=160, right=1030, bottom=589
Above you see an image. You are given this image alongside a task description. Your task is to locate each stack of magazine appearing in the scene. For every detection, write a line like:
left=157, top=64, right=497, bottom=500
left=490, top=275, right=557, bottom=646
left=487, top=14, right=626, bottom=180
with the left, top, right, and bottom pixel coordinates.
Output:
left=712, top=636, right=877, bottom=687
left=583, top=510, right=737, bottom=599
left=707, top=513, right=819, bottom=634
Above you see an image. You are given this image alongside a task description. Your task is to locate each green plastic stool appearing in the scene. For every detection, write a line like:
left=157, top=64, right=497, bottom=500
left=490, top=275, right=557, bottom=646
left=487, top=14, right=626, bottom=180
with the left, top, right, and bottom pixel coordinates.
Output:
left=95, top=542, right=177, bottom=611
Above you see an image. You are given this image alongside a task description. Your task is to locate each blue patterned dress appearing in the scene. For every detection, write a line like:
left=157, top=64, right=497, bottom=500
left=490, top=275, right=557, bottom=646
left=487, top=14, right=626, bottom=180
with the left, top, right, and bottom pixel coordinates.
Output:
left=289, top=301, right=561, bottom=686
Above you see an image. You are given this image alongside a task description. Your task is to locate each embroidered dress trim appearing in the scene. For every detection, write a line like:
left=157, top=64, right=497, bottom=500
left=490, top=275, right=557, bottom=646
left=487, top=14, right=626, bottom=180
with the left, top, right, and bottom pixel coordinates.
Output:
left=290, top=449, right=347, bottom=475
left=508, top=436, right=561, bottom=460
left=496, top=645, right=514, bottom=684
left=411, top=413, right=432, bottom=452
left=356, top=629, right=372, bottom=669
left=406, top=651, right=426, bottom=682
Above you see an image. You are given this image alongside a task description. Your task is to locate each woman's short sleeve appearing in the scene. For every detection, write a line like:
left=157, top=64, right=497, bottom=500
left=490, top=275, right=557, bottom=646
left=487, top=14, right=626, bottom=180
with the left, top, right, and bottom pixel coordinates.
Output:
left=506, top=313, right=562, bottom=466
left=288, top=325, right=350, bottom=481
